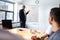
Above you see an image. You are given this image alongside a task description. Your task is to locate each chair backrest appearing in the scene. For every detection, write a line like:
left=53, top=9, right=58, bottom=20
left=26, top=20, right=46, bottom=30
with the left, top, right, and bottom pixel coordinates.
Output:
left=2, top=20, right=12, bottom=29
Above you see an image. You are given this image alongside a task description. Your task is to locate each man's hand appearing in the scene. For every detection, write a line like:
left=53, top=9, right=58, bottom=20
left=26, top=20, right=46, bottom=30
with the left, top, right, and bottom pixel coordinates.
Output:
left=31, top=36, right=37, bottom=40
left=27, top=10, right=30, bottom=13
left=31, top=36, right=41, bottom=40
left=26, top=10, right=30, bottom=15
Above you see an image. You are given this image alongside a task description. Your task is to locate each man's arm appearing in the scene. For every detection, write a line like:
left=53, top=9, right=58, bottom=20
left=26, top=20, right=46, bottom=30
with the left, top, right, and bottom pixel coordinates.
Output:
left=26, top=10, right=30, bottom=15
left=40, top=33, right=48, bottom=38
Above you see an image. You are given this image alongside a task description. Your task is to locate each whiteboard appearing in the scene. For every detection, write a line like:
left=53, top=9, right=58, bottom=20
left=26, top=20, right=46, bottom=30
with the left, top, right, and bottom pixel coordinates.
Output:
left=17, top=5, right=39, bottom=22
left=26, top=5, right=39, bottom=22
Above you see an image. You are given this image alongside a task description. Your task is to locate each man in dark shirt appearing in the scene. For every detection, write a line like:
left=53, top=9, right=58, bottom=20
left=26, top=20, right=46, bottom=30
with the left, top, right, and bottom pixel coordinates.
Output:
left=19, top=5, right=30, bottom=28
left=48, top=7, right=60, bottom=40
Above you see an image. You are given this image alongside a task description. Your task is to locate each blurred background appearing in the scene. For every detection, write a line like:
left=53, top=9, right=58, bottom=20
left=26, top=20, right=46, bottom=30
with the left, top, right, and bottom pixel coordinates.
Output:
left=0, top=0, right=60, bottom=31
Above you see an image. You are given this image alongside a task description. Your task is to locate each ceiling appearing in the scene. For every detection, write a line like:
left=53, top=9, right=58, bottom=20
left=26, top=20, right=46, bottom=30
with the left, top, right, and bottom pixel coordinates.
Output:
left=7, top=0, right=24, bottom=3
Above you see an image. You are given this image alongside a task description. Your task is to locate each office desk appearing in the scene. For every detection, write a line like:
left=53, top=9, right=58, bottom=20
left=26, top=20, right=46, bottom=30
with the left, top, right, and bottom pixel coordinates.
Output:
left=8, top=28, right=48, bottom=40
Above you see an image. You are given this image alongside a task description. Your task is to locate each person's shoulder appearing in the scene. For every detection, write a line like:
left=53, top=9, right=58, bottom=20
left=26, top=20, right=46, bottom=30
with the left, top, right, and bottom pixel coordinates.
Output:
left=53, top=35, right=60, bottom=40
left=20, top=9, right=23, bottom=11
left=53, top=31, right=60, bottom=40
left=0, top=30, right=25, bottom=40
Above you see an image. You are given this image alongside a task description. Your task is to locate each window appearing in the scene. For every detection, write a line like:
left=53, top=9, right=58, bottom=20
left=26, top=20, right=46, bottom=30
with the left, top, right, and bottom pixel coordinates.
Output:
left=0, top=0, right=14, bottom=21
left=0, top=12, right=5, bottom=21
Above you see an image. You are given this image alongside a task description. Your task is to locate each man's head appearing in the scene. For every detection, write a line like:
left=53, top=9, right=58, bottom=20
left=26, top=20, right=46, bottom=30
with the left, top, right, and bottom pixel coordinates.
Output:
left=22, top=5, right=25, bottom=9
left=49, top=7, right=60, bottom=32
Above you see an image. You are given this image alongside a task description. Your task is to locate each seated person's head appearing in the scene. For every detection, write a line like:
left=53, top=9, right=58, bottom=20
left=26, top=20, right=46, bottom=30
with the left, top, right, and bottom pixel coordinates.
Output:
left=49, top=7, right=60, bottom=32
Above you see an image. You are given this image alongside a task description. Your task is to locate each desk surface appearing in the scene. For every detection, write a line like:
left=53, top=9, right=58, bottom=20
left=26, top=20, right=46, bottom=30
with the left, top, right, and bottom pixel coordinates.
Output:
left=8, top=28, right=48, bottom=40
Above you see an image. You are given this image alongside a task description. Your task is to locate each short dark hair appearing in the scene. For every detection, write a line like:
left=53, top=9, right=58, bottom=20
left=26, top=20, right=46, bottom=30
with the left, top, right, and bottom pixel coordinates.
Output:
left=22, top=5, right=25, bottom=8
left=50, top=7, right=60, bottom=24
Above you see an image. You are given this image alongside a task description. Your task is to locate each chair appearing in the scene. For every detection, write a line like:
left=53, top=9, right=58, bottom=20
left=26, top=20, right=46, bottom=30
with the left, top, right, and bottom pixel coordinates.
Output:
left=2, top=20, right=12, bottom=29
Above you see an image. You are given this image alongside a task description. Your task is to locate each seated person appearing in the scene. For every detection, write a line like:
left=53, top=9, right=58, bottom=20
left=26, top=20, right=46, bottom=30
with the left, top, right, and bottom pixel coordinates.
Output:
left=31, top=26, right=52, bottom=40
left=40, top=25, right=52, bottom=38
left=0, top=29, right=25, bottom=40
left=48, top=7, right=60, bottom=40
left=31, top=7, right=60, bottom=40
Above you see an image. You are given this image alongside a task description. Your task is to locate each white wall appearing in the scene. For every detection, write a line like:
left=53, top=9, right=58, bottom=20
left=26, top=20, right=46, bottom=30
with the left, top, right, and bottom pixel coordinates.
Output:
left=38, top=0, right=60, bottom=31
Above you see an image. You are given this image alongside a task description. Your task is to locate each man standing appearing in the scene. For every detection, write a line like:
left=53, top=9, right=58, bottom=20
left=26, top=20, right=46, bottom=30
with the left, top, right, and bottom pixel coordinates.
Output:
left=19, top=5, right=30, bottom=28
